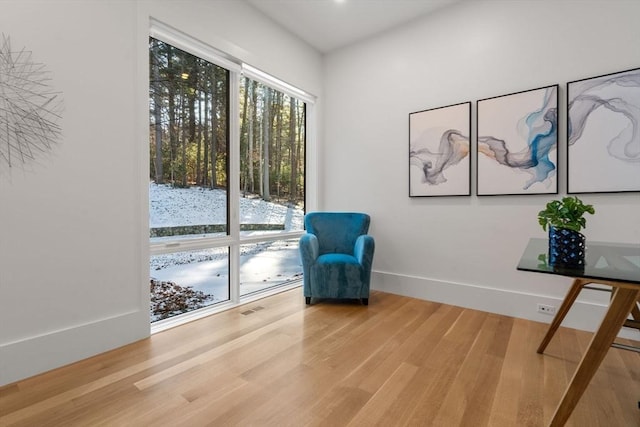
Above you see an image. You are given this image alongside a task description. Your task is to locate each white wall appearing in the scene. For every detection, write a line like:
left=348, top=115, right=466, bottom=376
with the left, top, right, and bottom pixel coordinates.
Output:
left=322, top=0, right=640, bottom=336
left=0, top=0, right=322, bottom=386
left=0, top=0, right=148, bottom=387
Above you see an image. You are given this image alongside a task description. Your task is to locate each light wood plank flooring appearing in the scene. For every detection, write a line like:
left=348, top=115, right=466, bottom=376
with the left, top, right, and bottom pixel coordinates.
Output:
left=1, top=288, right=639, bottom=426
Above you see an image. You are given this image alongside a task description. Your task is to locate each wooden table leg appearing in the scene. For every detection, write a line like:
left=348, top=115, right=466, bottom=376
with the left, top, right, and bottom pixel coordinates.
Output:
left=537, top=279, right=588, bottom=354
left=631, top=298, right=640, bottom=321
left=548, top=287, right=640, bottom=427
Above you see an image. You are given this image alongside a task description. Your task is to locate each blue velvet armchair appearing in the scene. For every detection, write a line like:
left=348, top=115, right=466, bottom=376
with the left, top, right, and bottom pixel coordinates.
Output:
left=299, top=212, right=375, bottom=305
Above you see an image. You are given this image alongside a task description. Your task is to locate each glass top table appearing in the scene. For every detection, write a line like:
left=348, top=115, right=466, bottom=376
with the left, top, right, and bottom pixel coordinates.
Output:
left=517, top=237, right=640, bottom=285
left=517, top=238, right=640, bottom=427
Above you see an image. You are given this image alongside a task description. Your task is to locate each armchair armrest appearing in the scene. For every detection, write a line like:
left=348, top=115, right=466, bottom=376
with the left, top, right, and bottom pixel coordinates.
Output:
left=300, top=233, right=319, bottom=295
left=300, top=233, right=319, bottom=264
left=354, top=234, right=375, bottom=271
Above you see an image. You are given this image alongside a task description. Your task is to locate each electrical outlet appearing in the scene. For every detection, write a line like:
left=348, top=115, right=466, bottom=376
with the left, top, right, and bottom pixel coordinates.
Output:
left=537, top=303, right=556, bottom=315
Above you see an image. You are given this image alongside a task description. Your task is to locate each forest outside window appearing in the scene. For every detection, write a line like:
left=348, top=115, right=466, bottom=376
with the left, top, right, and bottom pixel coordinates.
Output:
left=237, top=77, right=306, bottom=296
left=148, top=29, right=310, bottom=324
left=149, top=37, right=230, bottom=241
left=239, top=77, right=305, bottom=237
left=149, top=37, right=231, bottom=321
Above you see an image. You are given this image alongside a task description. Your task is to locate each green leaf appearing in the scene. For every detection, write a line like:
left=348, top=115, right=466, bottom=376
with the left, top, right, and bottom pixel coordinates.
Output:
left=537, top=196, right=595, bottom=233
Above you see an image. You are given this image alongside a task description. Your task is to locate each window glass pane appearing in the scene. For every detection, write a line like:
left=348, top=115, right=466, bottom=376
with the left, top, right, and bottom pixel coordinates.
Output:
left=149, top=183, right=227, bottom=243
left=149, top=37, right=229, bottom=240
left=239, top=78, right=305, bottom=237
left=240, top=239, right=303, bottom=297
left=150, top=247, right=229, bottom=322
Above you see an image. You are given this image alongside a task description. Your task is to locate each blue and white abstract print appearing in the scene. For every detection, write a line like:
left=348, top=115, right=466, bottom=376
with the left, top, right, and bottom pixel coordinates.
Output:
left=477, top=85, right=558, bottom=195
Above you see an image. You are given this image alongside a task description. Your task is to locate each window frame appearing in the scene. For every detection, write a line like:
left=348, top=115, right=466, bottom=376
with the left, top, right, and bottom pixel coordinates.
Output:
left=148, top=19, right=315, bottom=333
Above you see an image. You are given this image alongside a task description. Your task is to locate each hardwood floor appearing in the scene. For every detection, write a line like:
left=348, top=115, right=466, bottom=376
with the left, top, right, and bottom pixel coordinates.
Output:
left=1, top=288, right=639, bottom=426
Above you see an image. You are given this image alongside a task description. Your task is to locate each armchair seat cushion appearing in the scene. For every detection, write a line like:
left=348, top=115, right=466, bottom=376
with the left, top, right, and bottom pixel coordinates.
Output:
left=316, top=253, right=359, bottom=266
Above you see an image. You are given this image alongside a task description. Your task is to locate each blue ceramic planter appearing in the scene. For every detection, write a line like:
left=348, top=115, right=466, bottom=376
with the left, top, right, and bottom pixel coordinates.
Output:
left=548, top=226, right=586, bottom=267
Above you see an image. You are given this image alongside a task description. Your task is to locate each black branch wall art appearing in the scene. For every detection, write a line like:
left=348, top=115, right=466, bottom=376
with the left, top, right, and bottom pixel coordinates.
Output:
left=0, top=34, right=63, bottom=177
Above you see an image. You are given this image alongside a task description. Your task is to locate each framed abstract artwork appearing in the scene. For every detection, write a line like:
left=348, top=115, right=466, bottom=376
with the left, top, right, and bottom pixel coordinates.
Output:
left=0, top=34, right=63, bottom=177
left=476, top=85, right=558, bottom=196
left=409, top=102, right=471, bottom=197
left=567, top=67, right=640, bottom=193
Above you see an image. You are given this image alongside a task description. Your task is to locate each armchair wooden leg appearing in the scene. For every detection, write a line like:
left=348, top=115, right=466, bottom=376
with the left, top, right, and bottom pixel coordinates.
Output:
left=362, top=298, right=368, bottom=306
left=305, top=297, right=311, bottom=305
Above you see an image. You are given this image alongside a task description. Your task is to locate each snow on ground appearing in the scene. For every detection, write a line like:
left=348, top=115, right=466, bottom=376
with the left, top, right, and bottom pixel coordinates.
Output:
left=150, top=183, right=304, bottom=230
left=149, top=183, right=304, bottom=310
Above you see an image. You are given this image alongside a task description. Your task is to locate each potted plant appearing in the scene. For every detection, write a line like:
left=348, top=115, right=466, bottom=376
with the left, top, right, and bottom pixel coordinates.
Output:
left=538, top=196, right=595, bottom=267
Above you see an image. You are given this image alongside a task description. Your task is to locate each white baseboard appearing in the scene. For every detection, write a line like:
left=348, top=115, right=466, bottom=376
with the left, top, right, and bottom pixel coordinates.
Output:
left=0, top=310, right=150, bottom=386
left=371, top=270, right=639, bottom=341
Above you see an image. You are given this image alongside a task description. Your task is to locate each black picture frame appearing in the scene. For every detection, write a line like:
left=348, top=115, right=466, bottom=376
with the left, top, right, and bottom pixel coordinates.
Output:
left=409, top=102, right=471, bottom=197
left=476, top=84, right=559, bottom=196
left=567, top=67, right=640, bottom=194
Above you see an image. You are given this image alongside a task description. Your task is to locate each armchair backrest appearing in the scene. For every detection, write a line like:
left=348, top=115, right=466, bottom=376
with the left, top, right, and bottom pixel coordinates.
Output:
left=304, top=212, right=370, bottom=255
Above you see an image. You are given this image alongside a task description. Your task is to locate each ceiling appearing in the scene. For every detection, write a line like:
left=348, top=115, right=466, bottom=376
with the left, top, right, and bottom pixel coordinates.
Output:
left=244, top=0, right=462, bottom=54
